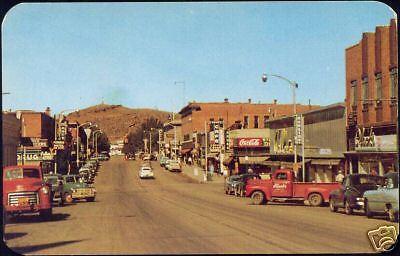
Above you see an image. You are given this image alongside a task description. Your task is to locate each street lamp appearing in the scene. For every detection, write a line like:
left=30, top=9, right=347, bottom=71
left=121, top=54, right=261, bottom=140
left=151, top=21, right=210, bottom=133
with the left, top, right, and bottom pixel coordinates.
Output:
left=76, top=122, right=91, bottom=167
left=261, top=73, right=300, bottom=175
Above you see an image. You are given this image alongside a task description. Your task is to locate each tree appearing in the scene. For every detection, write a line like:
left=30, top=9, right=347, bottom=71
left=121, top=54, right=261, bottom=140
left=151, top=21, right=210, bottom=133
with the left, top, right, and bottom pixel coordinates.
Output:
left=125, top=117, right=163, bottom=153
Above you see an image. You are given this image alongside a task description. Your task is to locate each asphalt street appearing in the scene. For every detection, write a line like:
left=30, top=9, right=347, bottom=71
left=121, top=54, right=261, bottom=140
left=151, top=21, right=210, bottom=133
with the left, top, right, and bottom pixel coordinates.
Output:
left=3, top=156, right=398, bottom=254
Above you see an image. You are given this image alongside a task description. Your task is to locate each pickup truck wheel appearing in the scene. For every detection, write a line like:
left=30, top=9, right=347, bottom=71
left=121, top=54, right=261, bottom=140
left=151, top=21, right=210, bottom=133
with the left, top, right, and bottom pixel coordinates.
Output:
left=65, top=193, right=73, bottom=204
left=388, top=207, right=398, bottom=222
left=329, top=198, right=338, bottom=212
left=345, top=200, right=353, bottom=215
left=39, top=209, right=52, bottom=220
left=86, top=197, right=95, bottom=202
left=251, top=191, right=266, bottom=205
left=308, top=193, right=323, bottom=207
left=364, top=199, right=373, bottom=218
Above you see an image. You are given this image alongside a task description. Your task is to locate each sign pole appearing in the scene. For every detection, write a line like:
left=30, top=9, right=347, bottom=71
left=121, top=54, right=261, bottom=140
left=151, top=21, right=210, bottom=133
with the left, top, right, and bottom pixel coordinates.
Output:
left=302, top=115, right=305, bottom=182
left=204, top=120, right=208, bottom=182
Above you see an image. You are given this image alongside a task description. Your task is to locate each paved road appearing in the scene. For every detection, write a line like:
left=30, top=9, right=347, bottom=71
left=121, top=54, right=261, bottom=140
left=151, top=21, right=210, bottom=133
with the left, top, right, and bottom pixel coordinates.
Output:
left=4, top=156, right=398, bottom=254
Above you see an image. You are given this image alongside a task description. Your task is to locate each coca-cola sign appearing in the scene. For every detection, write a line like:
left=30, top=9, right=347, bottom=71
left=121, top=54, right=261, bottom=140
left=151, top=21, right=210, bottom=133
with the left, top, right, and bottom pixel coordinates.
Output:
left=237, top=138, right=263, bottom=147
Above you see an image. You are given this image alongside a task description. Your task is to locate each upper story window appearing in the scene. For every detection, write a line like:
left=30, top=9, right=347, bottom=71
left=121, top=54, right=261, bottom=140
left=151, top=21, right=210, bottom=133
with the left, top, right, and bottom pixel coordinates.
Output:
left=263, top=115, right=269, bottom=128
left=243, top=116, right=249, bottom=129
left=375, top=73, right=382, bottom=100
left=350, top=80, right=358, bottom=107
left=254, top=116, right=259, bottom=128
left=390, top=68, right=398, bottom=99
left=362, top=77, right=369, bottom=101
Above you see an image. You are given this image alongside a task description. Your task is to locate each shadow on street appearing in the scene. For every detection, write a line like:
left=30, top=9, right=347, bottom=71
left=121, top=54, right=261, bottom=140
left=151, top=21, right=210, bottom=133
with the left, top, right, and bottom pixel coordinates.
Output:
left=7, top=239, right=86, bottom=254
left=7, top=213, right=70, bottom=224
left=4, top=232, right=27, bottom=240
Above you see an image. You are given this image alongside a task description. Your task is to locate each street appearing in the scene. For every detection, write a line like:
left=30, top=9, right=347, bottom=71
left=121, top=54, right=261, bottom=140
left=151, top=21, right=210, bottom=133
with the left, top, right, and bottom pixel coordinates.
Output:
left=4, top=156, right=397, bottom=254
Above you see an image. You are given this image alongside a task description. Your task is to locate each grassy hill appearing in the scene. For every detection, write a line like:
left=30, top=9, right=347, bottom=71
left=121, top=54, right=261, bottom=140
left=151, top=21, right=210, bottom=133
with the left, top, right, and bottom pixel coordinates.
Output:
left=66, top=104, right=171, bottom=143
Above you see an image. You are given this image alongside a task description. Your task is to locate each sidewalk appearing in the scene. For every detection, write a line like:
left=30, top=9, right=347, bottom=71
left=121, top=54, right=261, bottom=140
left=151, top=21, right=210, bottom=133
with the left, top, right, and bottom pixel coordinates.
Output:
left=180, top=164, right=226, bottom=184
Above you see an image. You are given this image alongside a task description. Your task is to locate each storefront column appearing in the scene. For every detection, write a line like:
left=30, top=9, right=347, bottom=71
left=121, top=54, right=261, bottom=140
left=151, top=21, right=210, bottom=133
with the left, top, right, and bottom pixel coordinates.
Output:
left=349, top=160, right=353, bottom=175
left=378, top=159, right=384, bottom=176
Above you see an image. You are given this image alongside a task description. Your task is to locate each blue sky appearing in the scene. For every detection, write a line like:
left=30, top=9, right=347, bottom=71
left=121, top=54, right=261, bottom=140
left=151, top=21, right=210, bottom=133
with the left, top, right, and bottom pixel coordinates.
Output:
left=2, top=2, right=396, bottom=114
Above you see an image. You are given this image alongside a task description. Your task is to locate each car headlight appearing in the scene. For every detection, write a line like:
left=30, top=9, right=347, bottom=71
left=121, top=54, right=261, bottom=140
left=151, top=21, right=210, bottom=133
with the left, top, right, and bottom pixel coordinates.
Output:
left=356, top=197, right=363, bottom=201
left=71, top=188, right=77, bottom=193
left=41, top=186, right=49, bottom=194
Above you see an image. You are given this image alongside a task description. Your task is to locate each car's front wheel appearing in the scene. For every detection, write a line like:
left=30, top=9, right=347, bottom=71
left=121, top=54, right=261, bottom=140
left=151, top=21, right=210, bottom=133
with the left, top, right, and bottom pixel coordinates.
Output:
left=86, top=197, right=95, bottom=202
left=329, top=198, right=338, bottom=212
left=251, top=191, right=266, bottom=205
left=345, top=200, right=353, bottom=215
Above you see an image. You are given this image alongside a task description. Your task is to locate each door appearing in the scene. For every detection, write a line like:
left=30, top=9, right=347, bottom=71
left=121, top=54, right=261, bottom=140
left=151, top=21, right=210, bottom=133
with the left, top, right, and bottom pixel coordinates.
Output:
left=272, top=172, right=292, bottom=197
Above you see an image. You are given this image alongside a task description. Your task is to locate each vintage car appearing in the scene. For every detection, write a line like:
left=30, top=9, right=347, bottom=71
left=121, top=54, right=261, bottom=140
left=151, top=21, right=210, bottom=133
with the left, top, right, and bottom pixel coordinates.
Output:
left=364, top=172, right=399, bottom=222
left=139, top=165, right=154, bottom=179
left=62, top=175, right=96, bottom=203
left=159, top=156, right=169, bottom=167
left=234, top=173, right=262, bottom=197
left=43, top=173, right=65, bottom=206
left=167, top=160, right=181, bottom=172
left=329, top=174, right=385, bottom=214
left=3, top=165, right=52, bottom=219
left=224, top=175, right=241, bottom=195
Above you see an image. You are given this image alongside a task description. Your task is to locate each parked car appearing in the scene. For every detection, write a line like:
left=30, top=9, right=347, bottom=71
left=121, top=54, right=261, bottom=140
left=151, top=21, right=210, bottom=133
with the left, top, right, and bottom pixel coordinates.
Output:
left=329, top=174, right=385, bottom=215
left=3, top=165, right=52, bottom=219
left=234, top=173, right=262, bottom=197
left=164, top=159, right=172, bottom=170
left=167, top=160, right=181, bottom=172
left=364, top=172, right=399, bottom=222
left=246, top=169, right=341, bottom=206
left=159, top=156, right=169, bottom=167
left=139, top=165, right=154, bottom=179
left=143, top=154, right=151, bottom=161
left=62, top=175, right=96, bottom=203
left=224, top=175, right=241, bottom=195
left=43, top=173, right=65, bottom=206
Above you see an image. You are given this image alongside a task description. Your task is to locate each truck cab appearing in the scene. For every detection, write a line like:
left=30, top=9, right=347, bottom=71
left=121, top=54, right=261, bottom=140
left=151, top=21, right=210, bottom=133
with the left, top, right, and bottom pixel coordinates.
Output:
left=3, top=165, right=52, bottom=219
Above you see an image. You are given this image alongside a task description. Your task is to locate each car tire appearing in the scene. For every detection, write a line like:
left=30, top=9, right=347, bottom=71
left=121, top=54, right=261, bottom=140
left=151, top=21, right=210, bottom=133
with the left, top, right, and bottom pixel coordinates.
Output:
left=65, top=193, right=73, bottom=204
left=364, top=199, right=373, bottom=218
left=308, top=193, right=323, bottom=207
left=251, top=191, right=266, bottom=205
left=345, top=200, right=353, bottom=215
left=388, top=206, right=398, bottom=222
left=39, top=208, right=52, bottom=220
left=329, top=198, right=338, bottom=212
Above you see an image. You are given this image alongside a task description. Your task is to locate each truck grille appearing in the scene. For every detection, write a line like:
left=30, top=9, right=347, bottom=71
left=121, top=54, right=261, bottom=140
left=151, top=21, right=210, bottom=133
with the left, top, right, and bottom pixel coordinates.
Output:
left=8, top=191, right=39, bottom=206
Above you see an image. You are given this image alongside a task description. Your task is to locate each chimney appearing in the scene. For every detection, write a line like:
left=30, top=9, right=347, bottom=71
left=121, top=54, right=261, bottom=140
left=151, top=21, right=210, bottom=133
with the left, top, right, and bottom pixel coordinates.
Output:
left=248, top=98, right=252, bottom=104
left=45, top=107, right=51, bottom=116
left=273, top=99, right=277, bottom=105
left=308, top=99, right=311, bottom=110
left=224, top=98, right=229, bottom=103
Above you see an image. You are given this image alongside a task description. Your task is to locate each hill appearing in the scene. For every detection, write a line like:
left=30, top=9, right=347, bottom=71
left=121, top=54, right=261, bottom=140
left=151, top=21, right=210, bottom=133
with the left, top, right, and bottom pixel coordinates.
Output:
left=66, top=104, right=171, bottom=143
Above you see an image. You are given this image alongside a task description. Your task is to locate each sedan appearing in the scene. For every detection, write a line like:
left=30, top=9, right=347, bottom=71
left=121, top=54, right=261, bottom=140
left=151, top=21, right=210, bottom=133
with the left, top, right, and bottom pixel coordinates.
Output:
left=139, top=166, right=154, bottom=179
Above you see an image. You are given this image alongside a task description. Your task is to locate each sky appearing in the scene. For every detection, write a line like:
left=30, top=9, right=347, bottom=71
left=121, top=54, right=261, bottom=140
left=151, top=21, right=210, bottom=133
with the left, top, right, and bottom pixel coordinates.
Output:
left=2, top=2, right=397, bottom=114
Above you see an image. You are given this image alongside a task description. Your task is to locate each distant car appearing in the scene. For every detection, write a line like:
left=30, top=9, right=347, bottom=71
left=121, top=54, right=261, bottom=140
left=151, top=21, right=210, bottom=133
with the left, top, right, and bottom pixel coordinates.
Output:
left=234, top=173, right=261, bottom=197
left=364, top=172, right=399, bottom=222
left=62, top=175, right=96, bottom=203
left=168, top=160, right=181, bottom=172
left=143, top=154, right=151, bottom=161
left=164, top=159, right=172, bottom=170
left=329, top=174, right=385, bottom=215
left=159, top=156, right=169, bottom=167
left=139, top=166, right=154, bottom=179
left=224, top=175, right=241, bottom=195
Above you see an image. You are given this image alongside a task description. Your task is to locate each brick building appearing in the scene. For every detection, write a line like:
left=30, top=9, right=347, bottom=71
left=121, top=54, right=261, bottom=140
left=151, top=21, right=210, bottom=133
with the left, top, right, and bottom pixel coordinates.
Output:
left=2, top=112, right=21, bottom=167
left=178, top=99, right=320, bottom=155
left=345, top=19, right=398, bottom=175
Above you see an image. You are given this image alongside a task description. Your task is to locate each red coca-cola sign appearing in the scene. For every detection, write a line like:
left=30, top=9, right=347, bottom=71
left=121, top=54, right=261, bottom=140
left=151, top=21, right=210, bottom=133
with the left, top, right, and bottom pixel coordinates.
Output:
left=237, top=138, right=263, bottom=147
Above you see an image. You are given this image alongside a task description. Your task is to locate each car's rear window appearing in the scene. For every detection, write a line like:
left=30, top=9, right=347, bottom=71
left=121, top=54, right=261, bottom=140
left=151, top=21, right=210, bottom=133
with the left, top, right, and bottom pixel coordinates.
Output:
left=5, top=168, right=40, bottom=179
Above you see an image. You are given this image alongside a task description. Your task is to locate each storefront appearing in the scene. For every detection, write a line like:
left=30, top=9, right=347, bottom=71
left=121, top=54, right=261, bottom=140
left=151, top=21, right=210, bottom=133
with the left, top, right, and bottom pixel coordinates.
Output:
left=232, top=137, right=270, bottom=175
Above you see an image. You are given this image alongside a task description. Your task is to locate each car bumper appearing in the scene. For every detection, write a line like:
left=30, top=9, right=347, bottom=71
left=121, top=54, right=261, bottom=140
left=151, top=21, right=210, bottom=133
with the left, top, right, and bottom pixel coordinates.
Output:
left=5, top=204, right=48, bottom=214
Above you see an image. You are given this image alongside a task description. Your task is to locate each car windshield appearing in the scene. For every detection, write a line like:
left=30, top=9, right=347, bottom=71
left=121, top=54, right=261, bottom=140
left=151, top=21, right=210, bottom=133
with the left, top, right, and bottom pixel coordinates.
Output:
left=65, top=176, right=76, bottom=183
left=5, top=168, right=40, bottom=179
left=45, top=177, right=58, bottom=184
left=352, top=175, right=385, bottom=186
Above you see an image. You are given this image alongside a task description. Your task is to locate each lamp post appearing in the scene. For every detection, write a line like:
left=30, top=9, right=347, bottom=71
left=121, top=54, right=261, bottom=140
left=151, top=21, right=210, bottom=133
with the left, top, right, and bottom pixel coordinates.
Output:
left=76, top=122, right=91, bottom=168
left=93, top=130, right=102, bottom=157
left=149, top=128, right=155, bottom=156
left=261, top=73, right=300, bottom=176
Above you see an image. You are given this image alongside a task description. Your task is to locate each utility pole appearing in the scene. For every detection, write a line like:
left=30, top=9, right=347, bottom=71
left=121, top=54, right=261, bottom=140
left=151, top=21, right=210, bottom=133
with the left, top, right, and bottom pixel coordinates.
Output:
left=204, top=120, right=208, bottom=182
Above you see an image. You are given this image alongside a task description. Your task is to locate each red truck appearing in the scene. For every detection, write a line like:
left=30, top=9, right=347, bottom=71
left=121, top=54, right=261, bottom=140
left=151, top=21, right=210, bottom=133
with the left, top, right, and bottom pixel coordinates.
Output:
left=245, top=169, right=340, bottom=206
left=3, top=165, right=52, bottom=219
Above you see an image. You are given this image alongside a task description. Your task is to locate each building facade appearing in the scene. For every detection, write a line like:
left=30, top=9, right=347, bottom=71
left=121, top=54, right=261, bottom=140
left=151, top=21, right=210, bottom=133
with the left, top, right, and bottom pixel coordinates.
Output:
left=345, top=19, right=398, bottom=175
left=2, top=112, right=21, bottom=167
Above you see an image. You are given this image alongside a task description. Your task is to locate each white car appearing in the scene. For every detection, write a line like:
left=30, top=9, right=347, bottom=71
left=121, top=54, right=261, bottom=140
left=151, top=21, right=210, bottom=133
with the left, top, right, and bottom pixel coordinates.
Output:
left=139, top=166, right=154, bottom=179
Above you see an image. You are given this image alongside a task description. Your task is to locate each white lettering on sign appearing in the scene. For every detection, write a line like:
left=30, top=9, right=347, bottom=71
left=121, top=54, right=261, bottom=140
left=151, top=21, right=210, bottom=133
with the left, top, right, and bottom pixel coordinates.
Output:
left=238, top=138, right=263, bottom=147
left=272, top=183, right=287, bottom=190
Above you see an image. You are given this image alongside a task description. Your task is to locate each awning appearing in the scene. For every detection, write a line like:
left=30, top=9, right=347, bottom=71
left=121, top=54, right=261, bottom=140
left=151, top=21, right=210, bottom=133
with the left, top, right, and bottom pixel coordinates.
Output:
left=239, top=156, right=270, bottom=165
left=181, top=148, right=192, bottom=155
left=263, top=160, right=311, bottom=167
left=311, top=159, right=341, bottom=165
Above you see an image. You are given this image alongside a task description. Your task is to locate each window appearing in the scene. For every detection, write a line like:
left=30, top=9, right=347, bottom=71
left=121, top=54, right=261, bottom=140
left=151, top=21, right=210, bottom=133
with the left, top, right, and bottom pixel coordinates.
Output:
left=243, top=116, right=249, bottom=129
left=350, top=80, right=358, bottom=107
left=375, top=73, right=382, bottom=100
left=362, top=77, right=368, bottom=100
left=390, top=68, right=398, bottom=99
left=276, top=172, right=287, bottom=180
left=263, top=115, right=269, bottom=128
left=254, top=116, right=259, bottom=128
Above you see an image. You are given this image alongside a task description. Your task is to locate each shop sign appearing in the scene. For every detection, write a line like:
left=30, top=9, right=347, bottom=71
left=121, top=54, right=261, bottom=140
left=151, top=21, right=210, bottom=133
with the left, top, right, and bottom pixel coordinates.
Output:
left=53, top=140, right=65, bottom=150
left=17, top=150, right=43, bottom=161
left=237, top=138, right=263, bottom=147
left=319, top=148, right=332, bottom=155
left=355, top=127, right=397, bottom=151
left=273, top=128, right=294, bottom=154
left=31, top=138, right=48, bottom=147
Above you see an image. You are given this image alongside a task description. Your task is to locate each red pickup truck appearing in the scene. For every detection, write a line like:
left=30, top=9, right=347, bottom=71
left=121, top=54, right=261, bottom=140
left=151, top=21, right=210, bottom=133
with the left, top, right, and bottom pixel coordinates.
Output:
left=3, top=165, right=52, bottom=219
left=245, top=169, right=340, bottom=206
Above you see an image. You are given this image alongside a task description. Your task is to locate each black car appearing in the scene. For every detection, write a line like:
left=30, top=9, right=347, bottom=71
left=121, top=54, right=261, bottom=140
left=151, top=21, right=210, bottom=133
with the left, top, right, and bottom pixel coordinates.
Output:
left=329, top=174, right=385, bottom=215
left=224, top=175, right=241, bottom=195
left=43, top=174, right=65, bottom=206
left=234, top=173, right=261, bottom=197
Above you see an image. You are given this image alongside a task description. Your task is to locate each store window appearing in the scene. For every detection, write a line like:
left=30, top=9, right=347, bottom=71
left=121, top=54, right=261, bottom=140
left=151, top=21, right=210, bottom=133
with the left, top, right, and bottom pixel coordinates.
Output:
left=243, top=116, right=249, bottom=129
left=254, top=115, right=259, bottom=128
left=390, top=68, right=398, bottom=99
left=375, top=73, right=382, bottom=100
left=263, top=115, right=269, bottom=128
